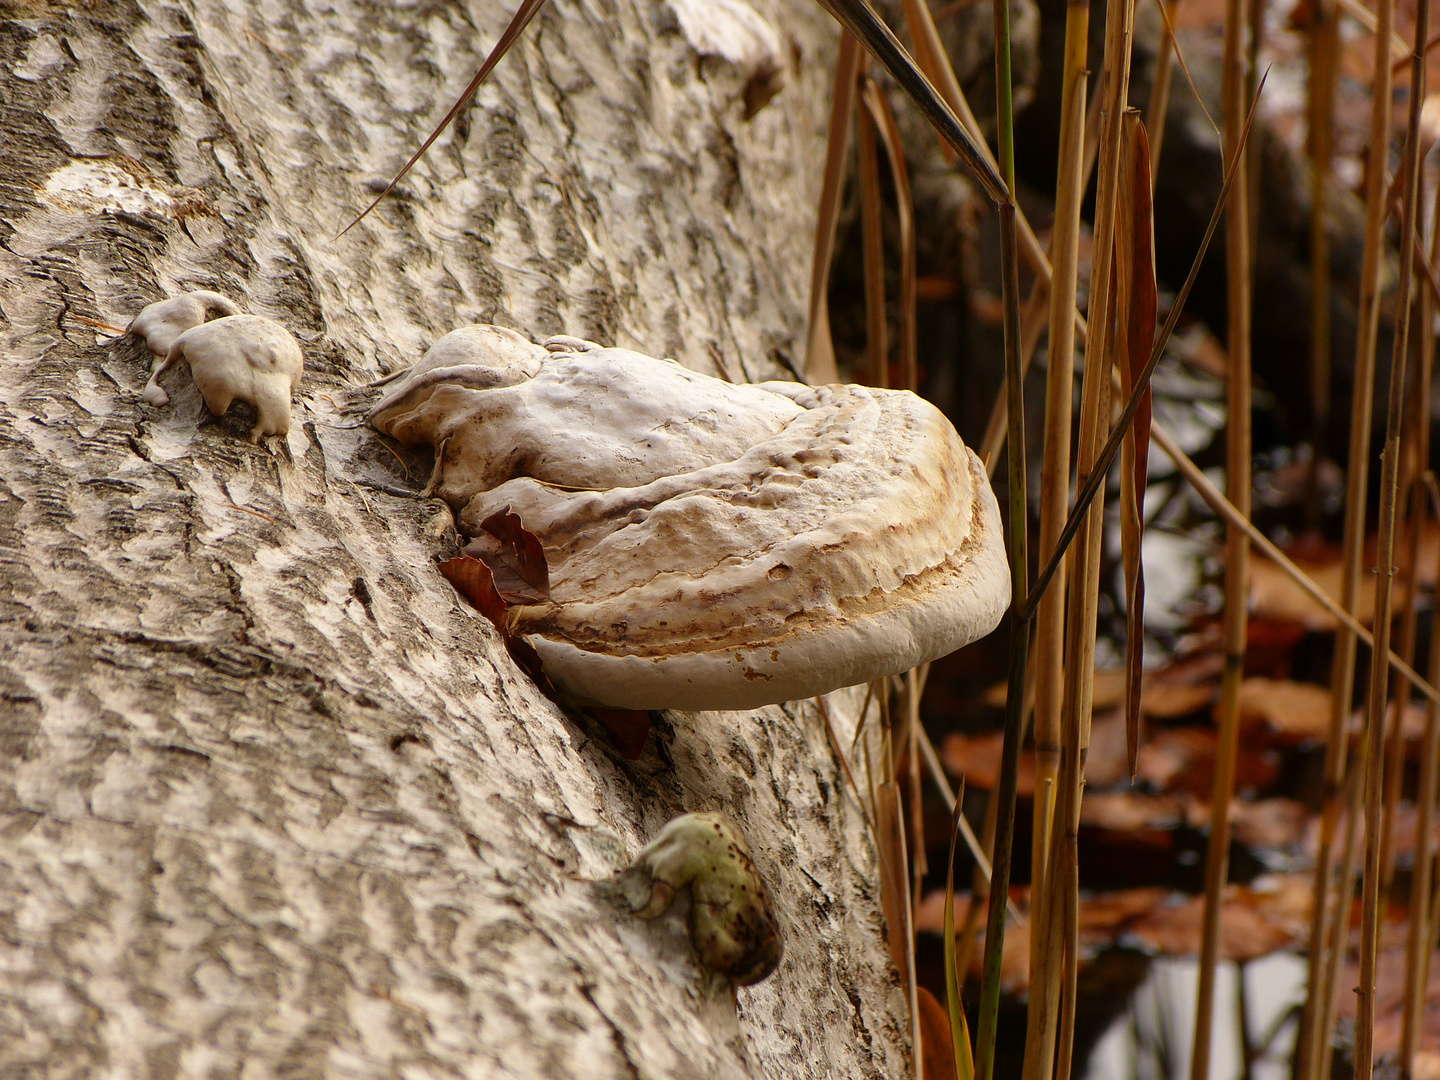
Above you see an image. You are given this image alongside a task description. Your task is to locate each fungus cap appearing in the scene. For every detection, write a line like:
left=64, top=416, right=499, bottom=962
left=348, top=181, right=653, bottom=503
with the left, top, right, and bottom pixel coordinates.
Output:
left=129, top=290, right=241, bottom=357
left=371, top=328, right=1009, bottom=711
left=143, top=313, right=303, bottom=443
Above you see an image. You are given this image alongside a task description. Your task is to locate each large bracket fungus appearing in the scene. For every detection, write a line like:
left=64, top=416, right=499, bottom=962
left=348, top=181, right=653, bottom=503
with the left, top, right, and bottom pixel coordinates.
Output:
left=141, top=312, right=304, bottom=443
left=370, top=327, right=1008, bottom=711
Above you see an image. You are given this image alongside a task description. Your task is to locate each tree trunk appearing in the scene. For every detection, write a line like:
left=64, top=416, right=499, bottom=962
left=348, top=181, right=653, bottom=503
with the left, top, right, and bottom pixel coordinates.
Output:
left=0, top=1, right=911, bottom=1075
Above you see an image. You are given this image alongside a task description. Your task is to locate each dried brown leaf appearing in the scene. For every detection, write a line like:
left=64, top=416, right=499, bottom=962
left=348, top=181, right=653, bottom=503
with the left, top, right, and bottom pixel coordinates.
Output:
left=918, top=985, right=960, bottom=1080
left=478, top=504, right=550, bottom=596
left=439, top=554, right=548, bottom=683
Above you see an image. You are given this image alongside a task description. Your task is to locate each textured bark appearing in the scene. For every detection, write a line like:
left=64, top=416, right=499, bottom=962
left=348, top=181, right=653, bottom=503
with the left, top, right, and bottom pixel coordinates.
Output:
left=0, top=1, right=911, bottom=1075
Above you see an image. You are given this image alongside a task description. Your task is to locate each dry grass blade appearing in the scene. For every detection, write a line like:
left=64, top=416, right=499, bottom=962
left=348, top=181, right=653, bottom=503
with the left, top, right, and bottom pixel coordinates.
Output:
left=980, top=75, right=1107, bottom=479
left=876, top=767, right=922, bottom=1079
left=862, top=79, right=918, bottom=391
left=1024, top=0, right=1090, bottom=1069
left=1117, top=112, right=1156, bottom=778
left=918, top=726, right=1026, bottom=925
left=814, top=0, right=1008, bottom=204
left=1392, top=27, right=1440, bottom=69
left=1402, top=179, right=1440, bottom=1080
left=1299, top=0, right=1395, bottom=1046
left=856, top=70, right=888, bottom=389
left=338, top=0, right=547, bottom=237
left=1147, top=0, right=1182, bottom=172
left=1303, top=0, right=1340, bottom=532
left=907, top=673, right=927, bottom=911
left=69, top=313, right=128, bottom=335
left=895, top=0, right=1057, bottom=280
left=806, top=33, right=863, bottom=385
left=1147, top=421, right=1440, bottom=703
left=944, top=784, right=976, bottom=1080
left=816, top=695, right=875, bottom=833
left=1150, top=0, right=1221, bottom=138
left=1333, top=0, right=1409, bottom=59
left=1021, top=75, right=1266, bottom=625
left=1356, top=0, right=1428, bottom=1064
left=1189, top=0, right=1253, bottom=1058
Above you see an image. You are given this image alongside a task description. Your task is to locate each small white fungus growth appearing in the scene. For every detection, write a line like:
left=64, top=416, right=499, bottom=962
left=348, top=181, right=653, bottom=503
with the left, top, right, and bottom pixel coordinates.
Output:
left=143, top=314, right=303, bottom=444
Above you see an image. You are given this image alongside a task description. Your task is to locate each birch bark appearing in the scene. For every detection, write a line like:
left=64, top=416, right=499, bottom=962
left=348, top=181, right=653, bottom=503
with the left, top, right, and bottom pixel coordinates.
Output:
left=0, top=1, right=910, bottom=1075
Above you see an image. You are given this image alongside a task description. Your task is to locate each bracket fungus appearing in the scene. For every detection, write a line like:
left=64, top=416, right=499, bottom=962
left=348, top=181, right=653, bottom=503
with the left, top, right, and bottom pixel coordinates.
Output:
left=142, top=313, right=304, bottom=443
left=129, top=290, right=241, bottom=357
left=619, top=812, right=782, bottom=986
left=370, top=326, right=1008, bottom=711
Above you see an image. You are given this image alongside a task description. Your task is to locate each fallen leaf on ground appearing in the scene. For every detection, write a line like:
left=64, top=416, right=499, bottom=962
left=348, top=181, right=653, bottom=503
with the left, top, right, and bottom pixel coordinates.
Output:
left=1135, top=725, right=1283, bottom=798
left=1233, top=677, right=1333, bottom=745
left=982, top=668, right=1128, bottom=712
left=1124, top=888, right=1295, bottom=961
left=1228, top=798, right=1310, bottom=851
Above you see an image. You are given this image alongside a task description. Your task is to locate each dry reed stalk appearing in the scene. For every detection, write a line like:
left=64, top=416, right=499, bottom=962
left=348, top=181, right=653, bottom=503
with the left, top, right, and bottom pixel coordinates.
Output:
left=1148, top=421, right=1440, bottom=702
left=1052, top=57, right=1126, bottom=1059
left=1115, top=115, right=1156, bottom=775
left=1304, top=0, right=1340, bottom=529
left=1051, top=323, right=1114, bottom=1080
left=1022, top=0, right=1090, bottom=1071
left=1355, top=0, right=1428, bottom=1063
left=1189, top=0, right=1252, bottom=1067
left=973, top=0, right=1030, bottom=1055
left=862, top=80, right=919, bottom=394
left=981, top=91, right=1107, bottom=476
left=1147, top=0, right=1182, bottom=173
left=1333, top=0, right=1409, bottom=59
left=1300, top=0, right=1400, bottom=1064
left=857, top=67, right=888, bottom=390
left=1025, top=75, right=1260, bottom=627
left=1400, top=178, right=1440, bottom=1080
left=1320, top=762, right=1367, bottom=1080
left=1377, top=388, right=1426, bottom=889
left=1025, top=33, right=1271, bottom=1078
left=804, top=32, right=862, bottom=384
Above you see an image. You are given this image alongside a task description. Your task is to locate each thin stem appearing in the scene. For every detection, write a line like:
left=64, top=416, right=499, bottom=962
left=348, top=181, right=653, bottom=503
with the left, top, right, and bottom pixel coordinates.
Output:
left=804, top=33, right=862, bottom=385
left=1356, top=0, right=1427, bottom=1062
left=1147, top=0, right=1182, bottom=174
left=1025, top=1, right=1089, bottom=1075
left=1189, top=0, right=1253, bottom=1065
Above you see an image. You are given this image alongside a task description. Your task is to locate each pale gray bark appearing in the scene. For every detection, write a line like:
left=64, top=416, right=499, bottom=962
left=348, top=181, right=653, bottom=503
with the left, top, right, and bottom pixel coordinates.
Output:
left=0, top=1, right=911, bottom=1076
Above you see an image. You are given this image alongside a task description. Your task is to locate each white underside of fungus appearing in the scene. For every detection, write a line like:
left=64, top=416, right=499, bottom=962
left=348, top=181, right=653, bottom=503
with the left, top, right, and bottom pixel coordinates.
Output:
left=370, top=327, right=1009, bottom=711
